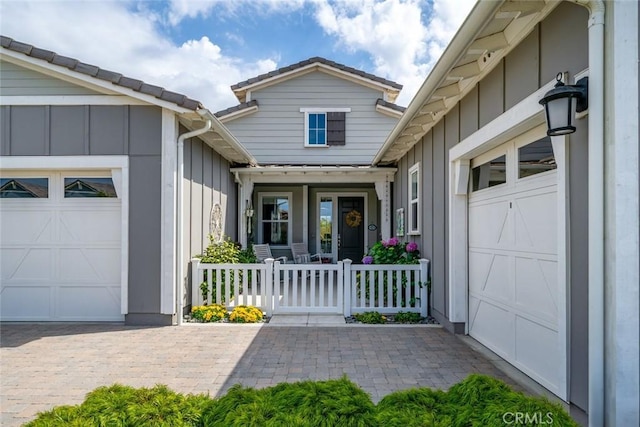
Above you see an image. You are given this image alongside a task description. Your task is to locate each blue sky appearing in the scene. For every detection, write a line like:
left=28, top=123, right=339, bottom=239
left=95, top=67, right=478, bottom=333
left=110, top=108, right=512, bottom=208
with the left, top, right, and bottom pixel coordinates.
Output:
left=1, top=0, right=475, bottom=112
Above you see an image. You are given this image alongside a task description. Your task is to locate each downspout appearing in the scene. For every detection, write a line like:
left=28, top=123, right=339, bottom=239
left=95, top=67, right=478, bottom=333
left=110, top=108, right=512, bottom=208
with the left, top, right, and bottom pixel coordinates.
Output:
left=176, top=111, right=212, bottom=325
left=573, top=1, right=605, bottom=425
left=234, top=171, right=245, bottom=248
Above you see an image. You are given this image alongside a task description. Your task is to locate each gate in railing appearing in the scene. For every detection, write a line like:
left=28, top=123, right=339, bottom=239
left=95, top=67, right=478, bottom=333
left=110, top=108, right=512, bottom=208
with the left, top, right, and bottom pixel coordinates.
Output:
left=191, top=258, right=430, bottom=317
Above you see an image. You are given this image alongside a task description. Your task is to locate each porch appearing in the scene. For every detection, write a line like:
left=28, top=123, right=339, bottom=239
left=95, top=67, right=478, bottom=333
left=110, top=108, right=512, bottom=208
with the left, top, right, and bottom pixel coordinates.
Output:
left=190, top=258, right=430, bottom=318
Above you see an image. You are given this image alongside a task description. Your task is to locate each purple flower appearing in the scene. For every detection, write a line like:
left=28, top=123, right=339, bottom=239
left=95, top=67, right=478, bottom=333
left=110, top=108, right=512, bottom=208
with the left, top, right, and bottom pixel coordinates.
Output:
left=406, top=242, right=418, bottom=253
left=387, top=237, right=399, bottom=246
left=362, top=255, right=373, bottom=264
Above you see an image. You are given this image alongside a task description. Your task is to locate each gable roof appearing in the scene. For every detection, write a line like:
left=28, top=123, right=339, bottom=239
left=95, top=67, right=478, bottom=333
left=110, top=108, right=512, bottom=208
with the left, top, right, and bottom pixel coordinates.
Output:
left=1, top=35, right=257, bottom=165
left=230, top=56, right=403, bottom=103
left=373, top=0, right=561, bottom=165
left=1, top=35, right=202, bottom=111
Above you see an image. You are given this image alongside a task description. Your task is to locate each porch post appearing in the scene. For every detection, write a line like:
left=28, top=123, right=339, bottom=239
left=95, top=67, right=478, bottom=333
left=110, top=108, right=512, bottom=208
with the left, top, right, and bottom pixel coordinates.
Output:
left=343, top=259, right=352, bottom=317
left=374, top=180, right=391, bottom=240
left=265, top=258, right=274, bottom=317
left=419, top=259, right=429, bottom=317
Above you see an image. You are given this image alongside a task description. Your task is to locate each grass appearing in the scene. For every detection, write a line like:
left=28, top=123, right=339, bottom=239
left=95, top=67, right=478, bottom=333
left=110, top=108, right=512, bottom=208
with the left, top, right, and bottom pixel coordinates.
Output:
left=25, top=375, right=578, bottom=427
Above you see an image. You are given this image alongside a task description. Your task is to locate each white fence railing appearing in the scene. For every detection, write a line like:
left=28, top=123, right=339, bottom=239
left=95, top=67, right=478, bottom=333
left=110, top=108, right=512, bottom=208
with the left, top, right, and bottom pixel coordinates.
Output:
left=191, top=258, right=430, bottom=317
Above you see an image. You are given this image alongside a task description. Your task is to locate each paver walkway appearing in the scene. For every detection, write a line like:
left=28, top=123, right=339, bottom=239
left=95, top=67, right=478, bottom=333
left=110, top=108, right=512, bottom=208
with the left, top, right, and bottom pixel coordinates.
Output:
left=1, top=322, right=520, bottom=426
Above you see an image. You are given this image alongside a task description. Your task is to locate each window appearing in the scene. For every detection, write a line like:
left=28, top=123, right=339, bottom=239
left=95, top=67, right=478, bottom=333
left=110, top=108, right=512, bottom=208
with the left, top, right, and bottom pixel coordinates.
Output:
left=301, top=108, right=349, bottom=147
left=0, top=178, right=48, bottom=198
left=319, top=197, right=333, bottom=253
left=408, top=163, right=420, bottom=234
left=471, top=154, right=507, bottom=191
left=518, top=136, right=557, bottom=178
left=64, top=177, right=117, bottom=198
left=259, top=194, right=291, bottom=246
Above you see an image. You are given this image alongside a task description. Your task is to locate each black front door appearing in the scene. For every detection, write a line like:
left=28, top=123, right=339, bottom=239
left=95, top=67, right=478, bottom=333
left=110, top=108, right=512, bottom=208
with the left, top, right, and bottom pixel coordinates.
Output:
left=338, top=197, right=365, bottom=262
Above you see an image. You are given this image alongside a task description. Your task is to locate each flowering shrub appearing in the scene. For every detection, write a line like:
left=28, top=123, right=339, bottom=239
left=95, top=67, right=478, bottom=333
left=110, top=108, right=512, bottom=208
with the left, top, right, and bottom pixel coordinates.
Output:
left=362, top=237, right=420, bottom=265
left=191, top=304, right=228, bottom=322
left=229, top=305, right=264, bottom=323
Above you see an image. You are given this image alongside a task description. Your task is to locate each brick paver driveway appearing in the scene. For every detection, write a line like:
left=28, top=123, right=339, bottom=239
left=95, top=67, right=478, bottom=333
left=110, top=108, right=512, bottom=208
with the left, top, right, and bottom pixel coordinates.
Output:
left=1, top=323, right=518, bottom=426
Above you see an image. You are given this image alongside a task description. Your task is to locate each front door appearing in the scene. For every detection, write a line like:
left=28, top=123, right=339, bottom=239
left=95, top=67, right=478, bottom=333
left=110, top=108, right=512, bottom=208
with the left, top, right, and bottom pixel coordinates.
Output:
left=338, top=197, right=364, bottom=262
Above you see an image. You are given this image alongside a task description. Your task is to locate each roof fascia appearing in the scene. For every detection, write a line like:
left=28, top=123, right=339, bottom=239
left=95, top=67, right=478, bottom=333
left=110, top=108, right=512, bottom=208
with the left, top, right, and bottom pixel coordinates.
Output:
left=231, top=165, right=397, bottom=184
left=1, top=49, right=193, bottom=114
left=235, top=62, right=399, bottom=102
left=217, top=104, right=259, bottom=123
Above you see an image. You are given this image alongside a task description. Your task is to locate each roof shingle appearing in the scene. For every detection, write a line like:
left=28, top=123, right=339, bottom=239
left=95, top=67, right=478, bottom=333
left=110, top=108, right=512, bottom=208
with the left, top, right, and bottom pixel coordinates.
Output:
left=231, top=56, right=403, bottom=91
left=0, top=35, right=203, bottom=111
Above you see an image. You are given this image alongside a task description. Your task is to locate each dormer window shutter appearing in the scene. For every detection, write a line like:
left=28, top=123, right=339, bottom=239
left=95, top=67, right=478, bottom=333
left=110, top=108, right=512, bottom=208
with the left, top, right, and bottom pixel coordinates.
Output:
left=327, top=112, right=346, bottom=146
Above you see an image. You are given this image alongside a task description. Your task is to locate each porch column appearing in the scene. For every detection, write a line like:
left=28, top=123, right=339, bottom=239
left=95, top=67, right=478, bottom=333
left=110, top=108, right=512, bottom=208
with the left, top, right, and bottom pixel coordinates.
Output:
left=238, top=178, right=254, bottom=249
left=375, top=180, right=391, bottom=240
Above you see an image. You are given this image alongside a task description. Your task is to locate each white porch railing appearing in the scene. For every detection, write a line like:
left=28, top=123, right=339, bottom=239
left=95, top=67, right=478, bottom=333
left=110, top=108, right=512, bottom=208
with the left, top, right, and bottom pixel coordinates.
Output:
left=190, top=258, right=430, bottom=318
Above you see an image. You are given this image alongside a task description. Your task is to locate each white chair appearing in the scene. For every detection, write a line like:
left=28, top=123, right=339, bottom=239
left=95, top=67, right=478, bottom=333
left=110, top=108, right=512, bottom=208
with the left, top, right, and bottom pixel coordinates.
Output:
left=291, top=242, right=322, bottom=264
left=253, top=244, right=287, bottom=263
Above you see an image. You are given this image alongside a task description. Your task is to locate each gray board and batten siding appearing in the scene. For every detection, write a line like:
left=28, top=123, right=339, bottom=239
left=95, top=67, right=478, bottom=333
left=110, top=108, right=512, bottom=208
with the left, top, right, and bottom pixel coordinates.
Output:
left=223, top=71, right=400, bottom=165
left=392, top=2, right=589, bottom=411
left=0, top=103, right=237, bottom=324
left=1, top=104, right=165, bottom=324
left=182, top=133, right=237, bottom=312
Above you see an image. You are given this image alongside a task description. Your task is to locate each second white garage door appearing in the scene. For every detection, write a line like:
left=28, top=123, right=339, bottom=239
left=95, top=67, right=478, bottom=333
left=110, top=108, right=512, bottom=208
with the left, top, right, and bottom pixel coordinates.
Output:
left=467, top=131, right=565, bottom=399
left=0, top=171, right=123, bottom=321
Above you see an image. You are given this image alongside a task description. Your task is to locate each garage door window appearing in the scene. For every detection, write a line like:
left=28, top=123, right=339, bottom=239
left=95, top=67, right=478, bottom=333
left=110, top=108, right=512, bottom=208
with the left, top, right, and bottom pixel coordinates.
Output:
left=518, top=136, right=556, bottom=179
left=471, top=155, right=506, bottom=192
left=0, top=178, right=48, bottom=198
left=64, top=177, right=117, bottom=198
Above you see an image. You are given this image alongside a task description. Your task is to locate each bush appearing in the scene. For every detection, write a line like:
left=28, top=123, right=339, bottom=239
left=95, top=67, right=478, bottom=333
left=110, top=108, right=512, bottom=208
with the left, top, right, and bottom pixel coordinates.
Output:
left=229, top=305, right=263, bottom=323
left=354, top=311, right=386, bottom=324
left=190, top=304, right=228, bottom=323
left=393, top=311, right=422, bottom=323
left=362, top=237, right=420, bottom=265
left=26, top=375, right=578, bottom=427
left=24, top=384, right=210, bottom=427
left=198, top=237, right=258, bottom=304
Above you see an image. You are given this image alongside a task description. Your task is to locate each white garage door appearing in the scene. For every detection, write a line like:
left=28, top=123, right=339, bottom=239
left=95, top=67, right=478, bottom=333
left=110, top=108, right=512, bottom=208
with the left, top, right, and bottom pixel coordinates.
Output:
left=468, top=133, right=565, bottom=398
left=1, top=171, right=123, bottom=321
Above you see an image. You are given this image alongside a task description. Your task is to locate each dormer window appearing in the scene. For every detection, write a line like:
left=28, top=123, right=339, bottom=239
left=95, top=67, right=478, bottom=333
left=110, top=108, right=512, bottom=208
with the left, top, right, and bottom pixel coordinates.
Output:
left=301, top=108, right=350, bottom=147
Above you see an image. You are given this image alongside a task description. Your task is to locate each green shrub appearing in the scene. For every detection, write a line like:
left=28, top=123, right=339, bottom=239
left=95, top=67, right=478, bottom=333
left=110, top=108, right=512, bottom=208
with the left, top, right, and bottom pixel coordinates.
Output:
left=26, top=375, right=578, bottom=427
left=25, top=384, right=211, bottom=427
left=201, top=376, right=377, bottom=427
left=393, top=311, right=422, bottom=323
left=229, top=305, right=263, bottom=323
left=353, top=311, right=387, bottom=324
left=198, top=237, right=242, bottom=303
left=190, top=304, right=228, bottom=322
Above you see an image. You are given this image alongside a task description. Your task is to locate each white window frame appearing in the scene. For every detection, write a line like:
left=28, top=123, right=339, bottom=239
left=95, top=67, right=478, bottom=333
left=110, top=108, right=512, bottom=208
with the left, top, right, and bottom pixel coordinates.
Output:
left=258, top=192, right=293, bottom=247
left=408, top=162, right=421, bottom=235
left=300, top=107, right=351, bottom=147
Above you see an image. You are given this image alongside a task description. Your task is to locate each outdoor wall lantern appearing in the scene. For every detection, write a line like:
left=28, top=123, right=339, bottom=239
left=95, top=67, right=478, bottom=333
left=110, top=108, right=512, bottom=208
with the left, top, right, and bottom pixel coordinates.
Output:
left=539, top=72, right=589, bottom=136
left=245, top=200, right=254, bottom=235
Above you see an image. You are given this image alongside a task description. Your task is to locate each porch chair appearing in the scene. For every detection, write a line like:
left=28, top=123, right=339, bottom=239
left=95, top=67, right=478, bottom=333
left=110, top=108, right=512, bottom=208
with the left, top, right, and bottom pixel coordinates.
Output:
left=253, top=244, right=287, bottom=263
left=291, top=242, right=322, bottom=264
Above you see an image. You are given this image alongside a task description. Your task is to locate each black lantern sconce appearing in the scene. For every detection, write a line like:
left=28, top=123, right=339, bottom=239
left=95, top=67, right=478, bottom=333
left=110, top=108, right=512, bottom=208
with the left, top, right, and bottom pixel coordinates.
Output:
left=539, top=72, right=589, bottom=136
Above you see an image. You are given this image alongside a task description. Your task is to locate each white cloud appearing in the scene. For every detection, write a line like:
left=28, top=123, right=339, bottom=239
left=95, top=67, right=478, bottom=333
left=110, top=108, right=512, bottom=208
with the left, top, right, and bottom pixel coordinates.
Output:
left=312, top=0, right=476, bottom=106
left=0, top=0, right=276, bottom=112
left=0, top=0, right=476, bottom=111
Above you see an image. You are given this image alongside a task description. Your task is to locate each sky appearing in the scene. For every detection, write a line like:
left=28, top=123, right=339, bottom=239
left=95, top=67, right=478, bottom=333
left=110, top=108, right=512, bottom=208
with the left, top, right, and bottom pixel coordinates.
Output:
left=0, top=0, right=476, bottom=112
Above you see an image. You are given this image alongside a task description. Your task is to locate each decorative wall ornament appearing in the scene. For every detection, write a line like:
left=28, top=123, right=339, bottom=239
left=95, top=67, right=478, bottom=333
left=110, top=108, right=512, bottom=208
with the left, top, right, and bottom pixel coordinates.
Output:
left=345, top=209, right=362, bottom=228
left=210, top=203, right=223, bottom=242
left=396, top=208, right=405, bottom=237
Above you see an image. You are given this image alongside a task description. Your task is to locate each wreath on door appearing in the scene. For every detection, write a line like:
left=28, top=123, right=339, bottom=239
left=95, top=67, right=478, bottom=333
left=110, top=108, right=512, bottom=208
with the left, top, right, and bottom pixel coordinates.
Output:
left=345, top=209, right=362, bottom=228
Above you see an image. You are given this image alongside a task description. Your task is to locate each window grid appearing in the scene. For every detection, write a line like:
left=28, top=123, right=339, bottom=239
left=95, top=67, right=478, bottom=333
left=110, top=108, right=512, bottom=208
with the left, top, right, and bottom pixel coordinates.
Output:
left=308, top=113, right=327, bottom=146
left=408, top=163, right=420, bottom=234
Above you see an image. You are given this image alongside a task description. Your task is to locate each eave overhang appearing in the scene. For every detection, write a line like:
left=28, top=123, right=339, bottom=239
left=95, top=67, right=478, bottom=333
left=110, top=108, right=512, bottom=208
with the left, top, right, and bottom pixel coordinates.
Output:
left=373, top=0, right=560, bottom=165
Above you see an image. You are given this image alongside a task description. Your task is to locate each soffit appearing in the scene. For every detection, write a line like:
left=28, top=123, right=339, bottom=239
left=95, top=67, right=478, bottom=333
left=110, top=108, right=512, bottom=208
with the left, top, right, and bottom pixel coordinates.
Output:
left=374, top=0, right=559, bottom=165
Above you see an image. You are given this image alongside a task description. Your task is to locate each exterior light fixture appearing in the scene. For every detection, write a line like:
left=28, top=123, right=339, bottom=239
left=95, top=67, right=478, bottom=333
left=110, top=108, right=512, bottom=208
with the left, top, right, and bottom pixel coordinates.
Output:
left=245, top=200, right=254, bottom=235
left=539, top=72, right=589, bottom=136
